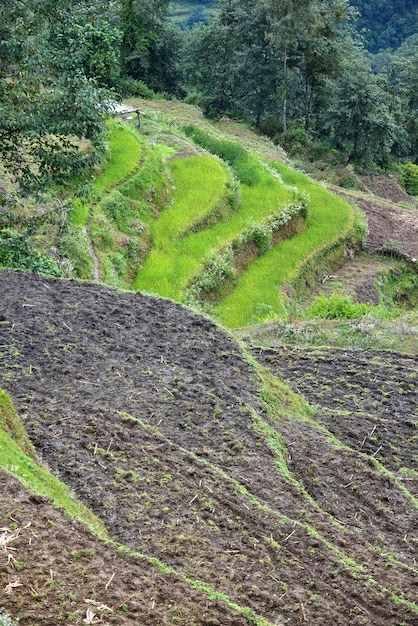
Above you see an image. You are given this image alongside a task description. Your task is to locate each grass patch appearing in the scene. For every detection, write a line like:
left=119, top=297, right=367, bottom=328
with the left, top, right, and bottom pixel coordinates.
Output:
left=134, top=155, right=229, bottom=297
left=183, top=124, right=260, bottom=186
left=82, top=130, right=168, bottom=286
left=241, top=310, right=418, bottom=354
left=118, top=147, right=165, bottom=204
left=306, top=293, right=373, bottom=320
left=0, top=389, right=36, bottom=458
left=186, top=195, right=308, bottom=304
left=134, top=150, right=293, bottom=299
left=151, top=156, right=226, bottom=245
left=93, top=122, right=143, bottom=194
left=0, top=390, right=107, bottom=538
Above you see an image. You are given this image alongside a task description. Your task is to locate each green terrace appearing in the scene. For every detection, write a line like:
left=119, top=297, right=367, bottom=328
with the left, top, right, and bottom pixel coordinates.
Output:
left=69, top=106, right=359, bottom=328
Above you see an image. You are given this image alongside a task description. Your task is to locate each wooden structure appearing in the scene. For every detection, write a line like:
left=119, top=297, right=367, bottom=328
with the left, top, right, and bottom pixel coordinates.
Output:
left=112, top=103, right=143, bottom=128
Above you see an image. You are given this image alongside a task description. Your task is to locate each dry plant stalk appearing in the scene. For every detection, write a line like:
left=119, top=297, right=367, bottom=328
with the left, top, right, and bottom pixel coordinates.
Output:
left=5, top=578, right=23, bottom=594
left=0, top=522, right=31, bottom=565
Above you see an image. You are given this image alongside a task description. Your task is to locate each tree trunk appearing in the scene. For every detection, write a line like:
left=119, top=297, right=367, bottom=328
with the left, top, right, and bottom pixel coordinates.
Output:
left=304, top=78, right=313, bottom=143
left=282, top=46, right=288, bottom=133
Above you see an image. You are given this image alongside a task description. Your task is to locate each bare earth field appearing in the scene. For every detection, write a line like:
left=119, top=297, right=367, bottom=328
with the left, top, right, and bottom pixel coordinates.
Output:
left=0, top=270, right=417, bottom=625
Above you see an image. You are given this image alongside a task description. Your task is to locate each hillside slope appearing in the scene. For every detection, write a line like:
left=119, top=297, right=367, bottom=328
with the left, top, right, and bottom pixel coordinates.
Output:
left=0, top=270, right=417, bottom=625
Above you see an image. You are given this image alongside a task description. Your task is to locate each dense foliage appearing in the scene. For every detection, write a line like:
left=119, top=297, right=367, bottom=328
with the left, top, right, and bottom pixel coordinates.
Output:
left=349, top=0, right=418, bottom=53
left=181, top=0, right=418, bottom=167
left=0, top=0, right=113, bottom=195
left=120, top=0, right=183, bottom=93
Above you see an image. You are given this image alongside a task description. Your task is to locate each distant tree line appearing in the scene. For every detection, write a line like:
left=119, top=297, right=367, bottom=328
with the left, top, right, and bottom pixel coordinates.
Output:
left=349, top=0, right=418, bottom=53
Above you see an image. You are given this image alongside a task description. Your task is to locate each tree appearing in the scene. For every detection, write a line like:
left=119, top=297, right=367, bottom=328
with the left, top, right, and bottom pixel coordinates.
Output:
left=0, top=0, right=111, bottom=195
left=183, top=0, right=285, bottom=123
left=320, top=44, right=398, bottom=167
left=185, top=6, right=210, bottom=28
left=391, top=35, right=418, bottom=161
left=349, top=0, right=418, bottom=53
left=183, top=0, right=352, bottom=136
left=120, top=0, right=182, bottom=93
left=263, top=0, right=351, bottom=132
left=50, top=19, right=122, bottom=89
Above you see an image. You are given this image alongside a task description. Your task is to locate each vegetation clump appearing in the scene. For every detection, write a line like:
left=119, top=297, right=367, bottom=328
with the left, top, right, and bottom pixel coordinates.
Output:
left=0, top=229, right=61, bottom=277
left=399, top=162, right=418, bottom=196
left=236, top=192, right=309, bottom=255
left=186, top=194, right=310, bottom=305
left=306, top=294, right=372, bottom=319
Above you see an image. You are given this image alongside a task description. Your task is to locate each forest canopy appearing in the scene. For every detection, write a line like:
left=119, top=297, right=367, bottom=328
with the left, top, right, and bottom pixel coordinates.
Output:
left=349, top=0, right=418, bottom=53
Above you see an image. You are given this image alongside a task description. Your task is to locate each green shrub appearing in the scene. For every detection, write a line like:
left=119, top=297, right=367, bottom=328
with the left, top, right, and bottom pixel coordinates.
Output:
left=236, top=194, right=309, bottom=254
left=187, top=250, right=234, bottom=299
left=59, top=225, right=93, bottom=278
left=280, top=123, right=306, bottom=153
left=239, top=221, right=272, bottom=255
left=225, top=177, right=241, bottom=211
left=0, top=229, right=61, bottom=277
left=399, top=162, right=418, bottom=196
left=117, top=78, right=156, bottom=99
left=91, top=213, right=115, bottom=250
left=233, top=158, right=260, bottom=186
left=306, top=294, right=370, bottom=319
left=183, top=90, right=205, bottom=106
left=101, top=191, right=147, bottom=234
left=119, top=150, right=165, bottom=201
left=377, top=264, right=418, bottom=308
left=101, top=190, right=127, bottom=221
left=327, top=166, right=359, bottom=190
left=110, top=252, right=127, bottom=278
left=102, top=252, right=127, bottom=286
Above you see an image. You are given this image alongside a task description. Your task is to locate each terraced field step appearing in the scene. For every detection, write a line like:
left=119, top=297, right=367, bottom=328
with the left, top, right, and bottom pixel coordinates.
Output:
left=134, top=155, right=296, bottom=300
left=134, top=154, right=231, bottom=297
left=214, top=165, right=357, bottom=327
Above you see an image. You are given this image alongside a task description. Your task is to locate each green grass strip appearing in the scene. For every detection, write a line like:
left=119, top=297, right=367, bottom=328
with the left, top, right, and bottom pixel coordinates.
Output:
left=153, top=156, right=226, bottom=246
left=71, top=120, right=143, bottom=226
left=180, top=163, right=292, bottom=249
left=0, top=389, right=107, bottom=538
left=134, top=155, right=228, bottom=297
left=214, top=165, right=355, bottom=327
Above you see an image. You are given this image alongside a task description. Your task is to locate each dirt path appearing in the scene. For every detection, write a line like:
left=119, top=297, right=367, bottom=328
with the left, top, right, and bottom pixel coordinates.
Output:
left=88, top=223, right=100, bottom=281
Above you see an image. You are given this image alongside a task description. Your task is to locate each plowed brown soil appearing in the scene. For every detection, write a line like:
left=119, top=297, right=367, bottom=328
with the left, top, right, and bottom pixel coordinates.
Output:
left=335, top=175, right=418, bottom=259
left=0, top=471, right=249, bottom=626
left=0, top=270, right=417, bottom=625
